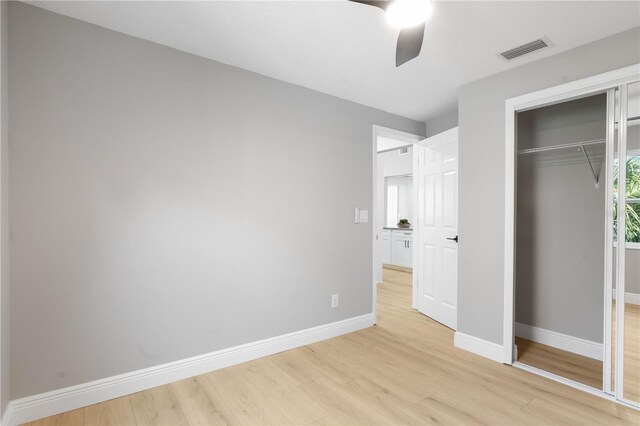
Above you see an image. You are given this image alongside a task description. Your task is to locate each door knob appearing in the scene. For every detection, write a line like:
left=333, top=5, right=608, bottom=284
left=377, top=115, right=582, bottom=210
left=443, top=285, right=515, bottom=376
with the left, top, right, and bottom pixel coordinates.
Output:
left=447, top=236, right=459, bottom=243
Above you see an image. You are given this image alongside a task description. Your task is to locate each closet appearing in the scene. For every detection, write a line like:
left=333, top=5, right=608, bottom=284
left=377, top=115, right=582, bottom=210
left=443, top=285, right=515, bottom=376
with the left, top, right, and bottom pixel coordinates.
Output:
left=514, top=81, right=639, bottom=407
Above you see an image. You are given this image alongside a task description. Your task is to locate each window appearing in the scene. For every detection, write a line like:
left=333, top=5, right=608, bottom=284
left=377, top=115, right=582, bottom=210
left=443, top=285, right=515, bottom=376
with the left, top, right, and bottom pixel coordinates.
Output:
left=385, top=176, right=413, bottom=227
left=386, top=185, right=399, bottom=227
left=614, top=153, right=640, bottom=247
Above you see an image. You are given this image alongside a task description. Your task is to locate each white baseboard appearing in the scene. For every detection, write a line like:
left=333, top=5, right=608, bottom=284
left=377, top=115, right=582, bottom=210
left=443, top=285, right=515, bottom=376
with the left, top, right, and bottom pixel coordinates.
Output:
left=453, top=332, right=504, bottom=363
left=515, top=322, right=602, bottom=361
left=1, top=403, right=13, bottom=426
left=5, top=313, right=374, bottom=426
left=612, top=290, right=640, bottom=305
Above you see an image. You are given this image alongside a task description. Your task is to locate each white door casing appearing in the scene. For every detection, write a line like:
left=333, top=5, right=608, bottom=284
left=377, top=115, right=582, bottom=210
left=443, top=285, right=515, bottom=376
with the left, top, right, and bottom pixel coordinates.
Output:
left=417, top=127, right=458, bottom=330
left=375, top=153, right=386, bottom=284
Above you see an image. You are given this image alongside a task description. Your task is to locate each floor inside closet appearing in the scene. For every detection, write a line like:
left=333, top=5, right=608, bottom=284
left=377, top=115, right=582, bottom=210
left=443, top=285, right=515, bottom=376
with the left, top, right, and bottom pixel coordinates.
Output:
left=515, top=337, right=603, bottom=389
left=515, top=303, right=639, bottom=401
left=26, top=268, right=639, bottom=425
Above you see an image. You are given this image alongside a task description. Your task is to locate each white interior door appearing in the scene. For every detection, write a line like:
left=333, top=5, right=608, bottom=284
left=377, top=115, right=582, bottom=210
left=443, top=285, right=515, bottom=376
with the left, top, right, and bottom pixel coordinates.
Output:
left=416, top=127, right=458, bottom=329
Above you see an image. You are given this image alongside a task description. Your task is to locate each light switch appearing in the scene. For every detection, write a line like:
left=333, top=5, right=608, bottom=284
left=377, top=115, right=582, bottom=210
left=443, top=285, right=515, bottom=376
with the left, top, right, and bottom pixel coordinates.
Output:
left=359, top=209, right=369, bottom=223
left=354, top=207, right=360, bottom=223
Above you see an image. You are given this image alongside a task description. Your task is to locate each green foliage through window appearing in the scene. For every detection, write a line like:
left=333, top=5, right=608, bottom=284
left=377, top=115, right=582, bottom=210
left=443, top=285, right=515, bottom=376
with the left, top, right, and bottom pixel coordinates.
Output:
left=614, top=155, right=640, bottom=243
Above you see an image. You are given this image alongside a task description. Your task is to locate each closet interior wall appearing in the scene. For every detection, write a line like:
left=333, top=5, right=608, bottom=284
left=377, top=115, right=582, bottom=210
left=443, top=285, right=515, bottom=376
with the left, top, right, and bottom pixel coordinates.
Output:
left=516, top=94, right=607, bottom=347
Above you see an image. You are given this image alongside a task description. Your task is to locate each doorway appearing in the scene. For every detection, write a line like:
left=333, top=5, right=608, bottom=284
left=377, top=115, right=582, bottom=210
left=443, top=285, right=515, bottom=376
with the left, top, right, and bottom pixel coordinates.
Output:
left=372, top=125, right=459, bottom=331
left=373, top=126, right=421, bottom=322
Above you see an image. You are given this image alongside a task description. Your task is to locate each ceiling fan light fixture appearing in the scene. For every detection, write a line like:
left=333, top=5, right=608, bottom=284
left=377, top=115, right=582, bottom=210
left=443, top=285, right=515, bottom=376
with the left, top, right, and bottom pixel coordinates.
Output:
left=386, top=0, right=433, bottom=29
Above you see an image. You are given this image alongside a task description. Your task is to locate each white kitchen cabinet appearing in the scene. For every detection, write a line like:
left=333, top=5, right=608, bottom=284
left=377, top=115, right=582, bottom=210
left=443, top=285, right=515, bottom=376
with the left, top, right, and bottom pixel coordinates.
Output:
left=382, top=230, right=392, bottom=263
left=382, top=229, right=413, bottom=268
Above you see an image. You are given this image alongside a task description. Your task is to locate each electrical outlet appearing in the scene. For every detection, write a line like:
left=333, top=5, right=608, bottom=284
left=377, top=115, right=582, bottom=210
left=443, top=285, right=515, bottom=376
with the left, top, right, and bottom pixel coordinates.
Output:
left=331, top=293, right=339, bottom=308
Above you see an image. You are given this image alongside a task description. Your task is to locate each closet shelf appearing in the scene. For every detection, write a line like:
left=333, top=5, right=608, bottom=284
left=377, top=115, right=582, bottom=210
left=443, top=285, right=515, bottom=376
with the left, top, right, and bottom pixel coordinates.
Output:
left=517, top=138, right=605, bottom=155
left=518, top=139, right=605, bottom=187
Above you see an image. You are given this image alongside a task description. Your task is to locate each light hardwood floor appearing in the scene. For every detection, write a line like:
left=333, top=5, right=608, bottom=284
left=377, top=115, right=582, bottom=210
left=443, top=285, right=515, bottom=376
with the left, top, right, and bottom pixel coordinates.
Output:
left=515, top=301, right=639, bottom=404
left=515, top=337, right=603, bottom=389
left=614, top=303, right=640, bottom=404
left=27, top=268, right=640, bottom=425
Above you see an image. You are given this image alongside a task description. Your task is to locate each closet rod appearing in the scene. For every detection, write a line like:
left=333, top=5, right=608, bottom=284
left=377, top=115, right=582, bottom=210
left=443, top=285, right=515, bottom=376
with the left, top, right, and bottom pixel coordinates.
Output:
left=518, top=138, right=604, bottom=187
left=517, top=138, right=605, bottom=155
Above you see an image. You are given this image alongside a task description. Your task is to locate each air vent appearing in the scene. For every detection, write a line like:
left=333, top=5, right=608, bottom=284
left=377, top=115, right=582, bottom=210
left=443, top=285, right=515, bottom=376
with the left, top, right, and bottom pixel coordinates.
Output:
left=500, top=38, right=551, bottom=61
left=398, top=146, right=410, bottom=155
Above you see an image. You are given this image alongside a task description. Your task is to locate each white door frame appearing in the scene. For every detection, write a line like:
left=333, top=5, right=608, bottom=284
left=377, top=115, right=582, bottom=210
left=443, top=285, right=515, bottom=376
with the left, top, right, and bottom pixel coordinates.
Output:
left=503, top=64, right=640, bottom=408
left=503, top=63, right=640, bottom=365
left=0, top=3, right=6, bottom=422
left=372, top=125, right=423, bottom=323
left=503, top=64, right=640, bottom=406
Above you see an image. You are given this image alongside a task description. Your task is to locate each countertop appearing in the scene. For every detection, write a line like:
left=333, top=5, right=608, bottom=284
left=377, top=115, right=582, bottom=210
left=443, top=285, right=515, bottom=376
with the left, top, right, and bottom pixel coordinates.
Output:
left=383, top=227, right=413, bottom=231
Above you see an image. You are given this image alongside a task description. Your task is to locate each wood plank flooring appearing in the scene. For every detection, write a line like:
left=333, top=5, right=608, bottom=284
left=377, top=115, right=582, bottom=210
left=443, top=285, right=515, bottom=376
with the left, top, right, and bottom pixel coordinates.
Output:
left=515, top=337, right=603, bottom=389
left=615, top=302, right=640, bottom=404
left=26, top=268, right=640, bottom=425
left=515, top=301, right=640, bottom=405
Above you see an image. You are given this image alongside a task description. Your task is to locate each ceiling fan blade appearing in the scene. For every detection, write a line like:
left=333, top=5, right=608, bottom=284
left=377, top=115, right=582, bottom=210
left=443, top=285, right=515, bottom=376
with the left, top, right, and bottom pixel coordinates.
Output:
left=396, top=22, right=425, bottom=67
left=347, top=0, right=391, bottom=11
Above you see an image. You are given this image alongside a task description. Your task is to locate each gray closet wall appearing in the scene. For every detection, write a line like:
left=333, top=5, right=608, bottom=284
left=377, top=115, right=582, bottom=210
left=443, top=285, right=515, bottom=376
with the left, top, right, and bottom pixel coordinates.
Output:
left=516, top=94, right=606, bottom=343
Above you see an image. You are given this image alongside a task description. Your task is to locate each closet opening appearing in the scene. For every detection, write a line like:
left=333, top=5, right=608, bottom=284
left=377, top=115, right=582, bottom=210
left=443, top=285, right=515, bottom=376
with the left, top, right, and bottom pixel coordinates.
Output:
left=514, top=93, right=607, bottom=390
left=502, top=64, right=640, bottom=409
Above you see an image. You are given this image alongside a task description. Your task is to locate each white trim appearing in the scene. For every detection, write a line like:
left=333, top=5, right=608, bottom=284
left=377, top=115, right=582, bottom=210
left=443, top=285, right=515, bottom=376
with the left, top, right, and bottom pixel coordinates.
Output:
left=615, top=83, right=629, bottom=402
left=5, top=313, right=374, bottom=426
left=1, top=403, right=12, bottom=426
left=603, top=88, right=615, bottom=394
left=503, top=94, right=516, bottom=364
left=612, top=290, right=640, bottom=305
left=503, top=63, right=640, bottom=366
left=454, top=332, right=503, bottom=363
left=0, top=2, right=6, bottom=421
left=373, top=125, right=424, bottom=145
left=505, top=64, right=640, bottom=112
left=412, top=139, right=419, bottom=310
left=515, top=322, right=603, bottom=361
left=372, top=126, right=379, bottom=323
left=614, top=241, right=640, bottom=250
left=625, top=292, right=640, bottom=305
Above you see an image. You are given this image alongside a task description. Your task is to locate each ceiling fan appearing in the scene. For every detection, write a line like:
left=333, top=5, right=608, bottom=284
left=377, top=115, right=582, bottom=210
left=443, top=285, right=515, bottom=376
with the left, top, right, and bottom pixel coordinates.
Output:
left=348, top=0, right=433, bottom=67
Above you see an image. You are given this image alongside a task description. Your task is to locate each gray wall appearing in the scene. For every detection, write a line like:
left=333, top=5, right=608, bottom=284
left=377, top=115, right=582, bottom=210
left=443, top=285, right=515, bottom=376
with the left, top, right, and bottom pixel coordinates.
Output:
left=613, top=248, right=640, bottom=295
left=9, top=2, right=425, bottom=399
left=515, top=95, right=606, bottom=343
left=458, top=26, right=640, bottom=345
left=625, top=248, right=640, bottom=293
left=0, top=0, right=9, bottom=417
left=426, top=110, right=458, bottom=138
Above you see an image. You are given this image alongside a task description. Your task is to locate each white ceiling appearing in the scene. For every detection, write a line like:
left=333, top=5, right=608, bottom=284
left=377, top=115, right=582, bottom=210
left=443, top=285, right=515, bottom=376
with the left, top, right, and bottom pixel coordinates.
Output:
left=26, top=1, right=640, bottom=122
